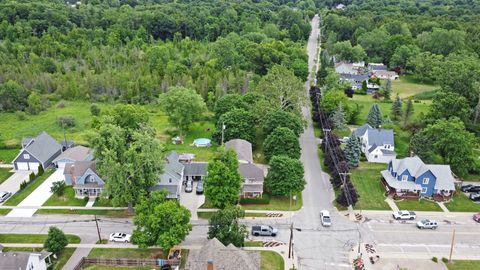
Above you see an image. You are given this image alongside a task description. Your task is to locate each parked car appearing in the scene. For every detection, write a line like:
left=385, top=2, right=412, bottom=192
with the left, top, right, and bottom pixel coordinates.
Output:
left=473, top=213, right=480, bottom=223
left=185, top=180, right=193, bottom=193
left=469, top=186, right=480, bottom=193
left=320, top=210, right=331, bottom=227
left=109, top=233, right=131, bottom=243
left=196, top=181, right=204, bottom=195
left=470, top=193, right=480, bottom=201
left=251, top=225, right=278, bottom=237
left=416, top=219, right=438, bottom=230
left=0, top=191, right=11, bottom=203
left=461, top=184, right=474, bottom=192
left=392, top=210, right=416, bottom=220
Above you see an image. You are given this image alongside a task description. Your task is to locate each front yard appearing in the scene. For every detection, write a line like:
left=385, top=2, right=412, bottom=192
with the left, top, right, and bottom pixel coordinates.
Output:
left=0, top=167, right=13, bottom=185
left=42, top=186, right=87, bottom=206
left=394, top=198, right=442, bottom=212
left=0, top=233, right=80, bottom=243
left=35, top=209, right=131, bottom=217
left=88, top=248, right=165, bottom=259
left=350, top=162, right=391, bottom=210
left=260, top=251, right=284, bottom=270
left=446, top=260, right=480, bottom=270
left=4, top=169, right=55, bottom=206
left=444, top=192, right=480, bottom=212
left=200, top=193, right=303, bottom=211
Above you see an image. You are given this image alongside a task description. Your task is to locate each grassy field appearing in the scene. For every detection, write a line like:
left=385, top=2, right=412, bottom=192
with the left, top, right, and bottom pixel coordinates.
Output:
left=0, top=168, right=13, bottom=184
left=0, top=148, right=18, bottom=163
left=445, top=192, right=480, bottom=212
left=43, top=186, right=87, bottom=206
left=88, top=248, right=165, bottom=259
left=260, top=251, right=284, bottom=270
left=0, top=233, right=80, bottom=243
left=350, top=162, right=391, bottom=210
left=0, top=209, right=11, bottom=215
left=35, top=209, right=132, bottom=217
left=244, top=241, right=264, bottom=247
left=197, top=211, right=269, bottom=219
left=4, top=169, right=55, bottom=206
left=390, top=76, right=437, bottom=98
left=446, top=260, right=480, bottom=270
left=200, top=193, right=303, bottom=211
left=395, top=199, right=442, bottom=212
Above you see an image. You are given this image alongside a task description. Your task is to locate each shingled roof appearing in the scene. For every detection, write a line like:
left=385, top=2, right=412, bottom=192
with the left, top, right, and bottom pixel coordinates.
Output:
left=21, top=132, right=62, bottom=164
left=225, top=139, right=253, bottom=163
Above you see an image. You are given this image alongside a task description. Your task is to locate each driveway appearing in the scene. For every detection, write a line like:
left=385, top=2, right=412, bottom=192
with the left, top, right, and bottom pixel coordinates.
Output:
left=0, top=171, right=31, bottom=204
left=7, top=169, right=64, bottom=217
left=180, top=181, right=204, bottom=220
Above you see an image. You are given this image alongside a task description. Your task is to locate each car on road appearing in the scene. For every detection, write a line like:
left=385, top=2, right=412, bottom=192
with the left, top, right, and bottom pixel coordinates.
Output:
left=320, top=210, right=331, bottom=227
left=416, top=219, right=438, bottom=230
left=392, top=210, right=416, bottom=220
left=109, top=232, right=131, bottom=243
left=251, top=225, right=278, bottom=237
left=470, top=193, right=480, bottom=201
left=185, top=180, right=193, bottom=193
left=0, top=191, right=11, bottom=203
left=196, top=181, right=204, bottom=195
left=473, top=213, right=480, bottom=223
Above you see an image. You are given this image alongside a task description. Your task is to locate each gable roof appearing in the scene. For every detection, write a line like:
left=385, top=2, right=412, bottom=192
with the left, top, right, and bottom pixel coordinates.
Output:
left=225, top=139, right=253, bottom=163
left=427, top=165, right=455, bottom=191
left=53, top=146, right=92, bottom=163
left=186, top=238, right=260, bottom=270
left=367, top=128, right=394, bottom=147
left=368, top=63, right=387, bottom=71
left=353, top=123, right=373, bottom=137
left=184, top=162, right=208, bottom=176
left=157, top=151, right=184, bottom=188
left=239, top=163, right=264, bottom=182
left=20, top=132, right=62, bottom=164
left=64, top=161, right=97, bottom=177
left=340, top=74, right=369, bottom=82
left=0, top=251, right=51, bottom=270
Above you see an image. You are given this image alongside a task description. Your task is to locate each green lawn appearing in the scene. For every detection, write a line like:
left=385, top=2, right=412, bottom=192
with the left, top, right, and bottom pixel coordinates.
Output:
left=244, top=241, right=264, bottom=247
left=35, top=208, right=132, bottom=217
left=4, top=169, right=55, bottom=206
left=350, top=162, right=391, bottom=210
left=82, top=266, right=153, bottom=270
left=446, top=260, right=480, bottom=270
left=0, top=209, right=11, bottom=215
left=241, top=193, right=303, bottom=211
left=395, top=199, right=442, bottom=212
left=93, top=197, right=114, bottom=207
left=0, top=148, right=19, bottom=163
left=445, top=192, right=480, bottom=212
left=0, top=168, right=13, bottom=185
left=390, top=76, right=437, bottom=98
left=197, top=211, right=268, bottom=219
left=88, top=248, right=165, bottom=259
left=261, top=251, right=284, bottom=270
left=42, top=186, right=87, bottom=206
left=0, top=233, right=80, bottom=243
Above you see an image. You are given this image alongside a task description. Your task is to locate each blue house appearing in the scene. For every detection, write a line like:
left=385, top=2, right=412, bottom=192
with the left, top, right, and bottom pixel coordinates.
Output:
left=64, top=161, right=105, bottom=198
left=381, top=156, right=456, bottom=201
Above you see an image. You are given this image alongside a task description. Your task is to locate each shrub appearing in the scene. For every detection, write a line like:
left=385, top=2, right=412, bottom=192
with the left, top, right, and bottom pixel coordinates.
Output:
left=57, top=115, right=76, bottom=128
left=432, top=257, right=438, bottom=263
left=441, top=257, right=448, bottom=263
left=37, top=165, right=44, bottom=176
left=240, top=195, right=271, bottom=205
left=29, top=172, right=36, bottom=182
left=43, top=227, right=68, bottom=254
left=15, top=111, right=27, bottom=121
left=51, top=181, right=66, bottom=196
left=20, top=180, right=28, bottom=190
left=84, top=196, right=90, bottom=203
left=90, top=103, right=101, bottom=116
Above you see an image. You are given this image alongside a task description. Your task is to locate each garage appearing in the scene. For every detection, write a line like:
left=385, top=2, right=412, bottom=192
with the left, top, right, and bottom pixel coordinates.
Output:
left=16, top=162, right=29, bottom=171
left=28, top=162, right=40, bottom=171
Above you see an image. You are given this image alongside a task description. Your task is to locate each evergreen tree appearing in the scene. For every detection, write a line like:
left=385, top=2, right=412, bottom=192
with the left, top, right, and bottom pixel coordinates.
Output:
left=344, top=133, right=362, bottom=168
left=330, top=102, right=347, bottom=130
left=403, top=99, right=414, bottom=127
left=366, top=104, right=383, bottom=128
left=382, top=79, right=392, bottom=100
left=391, top=95, right=403, bottom=121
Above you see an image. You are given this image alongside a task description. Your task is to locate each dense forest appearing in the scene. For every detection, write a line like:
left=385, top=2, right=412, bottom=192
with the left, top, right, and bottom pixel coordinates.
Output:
left=0, top=0, right=320, bottom=112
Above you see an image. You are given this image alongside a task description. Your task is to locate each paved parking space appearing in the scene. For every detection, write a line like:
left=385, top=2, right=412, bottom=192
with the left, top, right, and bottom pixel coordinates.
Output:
left=0, top=171, right=31, bottom=203
left=7, top=169, right=64, bottom=217
left=180, top=181, right=204, bottom=220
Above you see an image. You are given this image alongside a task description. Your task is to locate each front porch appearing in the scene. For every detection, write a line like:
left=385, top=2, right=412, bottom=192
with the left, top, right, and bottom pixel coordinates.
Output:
left=381, top=177, right=420, bottom=200
left=74, top=187, right=103, bottom=198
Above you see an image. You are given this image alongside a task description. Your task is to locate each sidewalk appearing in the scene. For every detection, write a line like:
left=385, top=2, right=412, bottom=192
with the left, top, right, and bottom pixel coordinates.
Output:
left=384, top=197, right=399, bottom=212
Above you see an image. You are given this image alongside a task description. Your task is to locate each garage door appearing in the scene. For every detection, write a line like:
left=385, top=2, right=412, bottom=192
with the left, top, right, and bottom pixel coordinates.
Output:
left=16, top=162, right=29, bottom=171
left=28, top=162, right=40, bottom=171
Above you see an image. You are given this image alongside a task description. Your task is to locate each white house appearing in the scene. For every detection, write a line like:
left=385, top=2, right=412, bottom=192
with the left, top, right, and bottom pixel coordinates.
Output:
left=0, top=245, right=52, bottom=270
left=354, top=124, right=396, bottom=163
left=371, top=70, right=399, bottom=80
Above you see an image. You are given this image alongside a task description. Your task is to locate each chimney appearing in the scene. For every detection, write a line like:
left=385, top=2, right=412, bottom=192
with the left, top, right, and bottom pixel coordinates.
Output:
left=207, top=260, right=214, bottom=270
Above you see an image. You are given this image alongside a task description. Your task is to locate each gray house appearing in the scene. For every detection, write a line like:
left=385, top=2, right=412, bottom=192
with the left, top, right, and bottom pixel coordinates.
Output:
left=225, top=139, right=253, bottom=164
left=13, top=132, right=62, bottom=171
left=354, top=124, right=396, bottom=163
left=52, top=145, right=93, bottom=169
left=0, top=245, right=52, bottom=270
left=184, top=162, right=208, bottom=181
left=152, top=152, right=184, bottom=200
left=64, top=161, right=105, bottom=197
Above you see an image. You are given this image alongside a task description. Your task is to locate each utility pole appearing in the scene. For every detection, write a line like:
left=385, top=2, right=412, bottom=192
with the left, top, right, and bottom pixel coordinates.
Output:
left=449, top=229, right=456, bottom=263
left=288, top=222, right=294, bottom=259
left=221, top=122, right=226, bottom=146
left=94, top=215, right=102, bottom=243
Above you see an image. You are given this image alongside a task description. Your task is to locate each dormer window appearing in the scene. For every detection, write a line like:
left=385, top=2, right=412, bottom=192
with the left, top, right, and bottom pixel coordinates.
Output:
left=23, top=154, right=30, bottom=159
left=169, top=178, right=172, bottom=183
left=423, top=178, right=429, bottom=185
left=86, top=175, right=96, bottom=183
left=401, top=175, right=408, bottom=181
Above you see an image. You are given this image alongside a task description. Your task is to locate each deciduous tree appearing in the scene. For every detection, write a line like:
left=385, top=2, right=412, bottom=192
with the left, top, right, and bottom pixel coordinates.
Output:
left=263, top=127, right=301, bottom=161
left=262, top=110, right=304, bottom=137
left=265, top=155, right=305, bottom=197
left=208, top=206, right=247, bottom=247
left=44, top=227, right=68, bottom=254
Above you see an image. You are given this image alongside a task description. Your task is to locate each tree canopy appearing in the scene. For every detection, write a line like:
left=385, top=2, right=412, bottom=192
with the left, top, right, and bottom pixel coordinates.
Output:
left=265, top=155, right=305, bottom=197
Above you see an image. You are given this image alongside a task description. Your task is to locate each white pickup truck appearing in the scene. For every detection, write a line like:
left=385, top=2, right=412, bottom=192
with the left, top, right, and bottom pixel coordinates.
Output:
left=392, top=210, right=416, bottom=220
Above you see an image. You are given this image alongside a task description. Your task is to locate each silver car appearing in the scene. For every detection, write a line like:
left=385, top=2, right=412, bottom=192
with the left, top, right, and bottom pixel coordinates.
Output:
left=185, top=180, right=193, bottom=193
left=0, top=191, right=11, bottom=203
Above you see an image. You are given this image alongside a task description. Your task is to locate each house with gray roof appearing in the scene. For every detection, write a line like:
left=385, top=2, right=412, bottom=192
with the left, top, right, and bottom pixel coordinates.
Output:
left=184, top=162, right=208, bottom=182
left=354, top=124, right=396, bottom=163
left=64, top=161, right=105, bottom=197
left=368, top=63, right=387, bottom=71
left=340, top=74, right=369, bottom=90
left=53, top=145, right=93, bottom=169
left=0, top=245, right=52, bottom=270
left=152, top=151, right=184, bottom=200
left=381, top=156, right=456, bottom=201
left=185, top=238, right=260, bottom=270
left=13, top=132, right=63, bottom=171
left=225, top=139, right=253, bottom=163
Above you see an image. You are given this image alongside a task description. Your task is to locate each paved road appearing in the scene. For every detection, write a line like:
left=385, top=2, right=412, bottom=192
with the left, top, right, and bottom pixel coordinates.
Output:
left=0, top=171, right=31, bottom=204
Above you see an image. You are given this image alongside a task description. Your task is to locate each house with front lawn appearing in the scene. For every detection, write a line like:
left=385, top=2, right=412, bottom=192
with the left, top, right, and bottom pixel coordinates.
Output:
left=371, top=70, right=399, bottom=80
left=13, top=132, right=63, bottom=171
left=64, top=161, right=105, bottom=197
left=0, top=245, right=52, bottom=270
left=52, top=145, right=93, bottom=169
left=354, top=124, right=396, bottom=163
left=381, top=156, right=456, bottom=201
left=152, top=151, right=184, bottom=200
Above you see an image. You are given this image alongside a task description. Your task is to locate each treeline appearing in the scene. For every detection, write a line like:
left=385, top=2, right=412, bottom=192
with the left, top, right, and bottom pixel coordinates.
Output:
left=0, top=0, right=314, bottom=112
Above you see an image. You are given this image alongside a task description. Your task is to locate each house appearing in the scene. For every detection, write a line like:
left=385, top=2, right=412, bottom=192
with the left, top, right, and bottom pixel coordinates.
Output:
left=239, top=163, right=264, bottom=198
left=368, top=63, right=388, bottom=72
left=52, top=145, right=93, bottom=169
left=0, top=245, right=52, bottom=270
left=184, top=162, right=208, bottom=182
left=64, top=161, right=105, bottom=197
left=340, top=74, right=369, bottom=90
left=371, top=70, right=399, bottom=80
left=152, top=152, right=184, bottom=200
left=13, top=132, right=62, bottom=171
left=381, top=156, right=456, bottom=201
left=185, top=238, right=260, bottom=270
left=225, top=139, right=253, bottom=164
left=354, top=124, right=396, bottom=163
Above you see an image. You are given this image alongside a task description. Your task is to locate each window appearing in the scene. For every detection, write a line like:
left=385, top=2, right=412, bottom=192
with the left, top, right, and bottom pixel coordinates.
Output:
left=374, top=155, right=378, bottom=158
left=86, top=175, right=96, bottom=183
left=421, top=187, right=428, bottom=193
left=401, top=175, right=408, bottom=181
left=23, top=154, right=30, bottom=159
left=423, top=178, right=429, bottom=185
